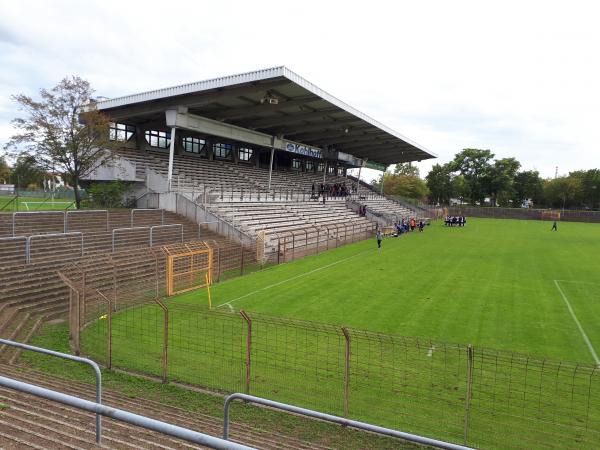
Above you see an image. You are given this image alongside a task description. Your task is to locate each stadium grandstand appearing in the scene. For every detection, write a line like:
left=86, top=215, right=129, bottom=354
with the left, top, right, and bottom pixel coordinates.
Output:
left=0, top=67, right=454, bottom=449
left=84, top=66, right=436, bottom=250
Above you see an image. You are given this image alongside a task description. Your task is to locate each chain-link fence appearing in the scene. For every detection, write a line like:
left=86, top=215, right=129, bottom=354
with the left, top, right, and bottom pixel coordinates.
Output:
left=448, top=206, right=600, bottom=223
left=60, top=251, right=600, bottom=450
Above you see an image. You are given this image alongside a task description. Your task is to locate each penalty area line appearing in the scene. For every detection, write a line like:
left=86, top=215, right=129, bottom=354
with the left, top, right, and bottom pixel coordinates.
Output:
left=216, top=249, right=370, bottom=310
left=553, top=279, right=600, bottom=367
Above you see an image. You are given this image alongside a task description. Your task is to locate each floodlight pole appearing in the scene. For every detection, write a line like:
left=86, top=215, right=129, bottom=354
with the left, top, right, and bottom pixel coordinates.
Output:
left=167, top=127, right=177, bottom=192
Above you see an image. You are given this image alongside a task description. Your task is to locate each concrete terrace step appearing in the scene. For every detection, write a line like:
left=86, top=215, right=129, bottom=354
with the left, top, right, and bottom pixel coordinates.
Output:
left=0, top=364, right=329, bottom=450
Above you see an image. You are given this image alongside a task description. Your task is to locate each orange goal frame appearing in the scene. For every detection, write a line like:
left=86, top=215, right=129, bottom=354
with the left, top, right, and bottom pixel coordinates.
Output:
left=164, top=242, right=213, bottom=307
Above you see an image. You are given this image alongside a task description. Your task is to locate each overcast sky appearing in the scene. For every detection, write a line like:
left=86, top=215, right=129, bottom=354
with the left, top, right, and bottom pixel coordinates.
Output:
left=1, top=0, right=599, bottom=182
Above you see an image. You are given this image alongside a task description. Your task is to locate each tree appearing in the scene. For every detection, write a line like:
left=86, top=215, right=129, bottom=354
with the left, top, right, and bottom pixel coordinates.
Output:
left=543, top=176, right=582, bottom=209
left=572, top=169, right=600, bottom=209
left=377, top=172, right=429, bottom=199
left=10, top=155, right=45, bottom=189
left=487, top=157, right=521, bottom=206
left=449, top=148, right=494, bottom=205
left=513, top=170, right=544, bottom=206
left=4, top=76, right=117, bottom=208
left=425, top=163, right=453, bottom=204
left=393, top=162, right=420, bottom=177
left=0, top=156, right=10, bottom=184
left=451, top=174, right=469, bottom=203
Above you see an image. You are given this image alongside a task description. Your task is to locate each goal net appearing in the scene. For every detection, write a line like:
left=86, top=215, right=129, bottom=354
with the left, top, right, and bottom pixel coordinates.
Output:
left=541, top=210, right=561, bottom=221
left=163, top=242, right=213, bottom=305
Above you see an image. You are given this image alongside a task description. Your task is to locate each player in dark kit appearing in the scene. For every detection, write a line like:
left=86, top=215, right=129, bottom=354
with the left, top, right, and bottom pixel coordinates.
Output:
left=551, top=221, right=557, bottom=231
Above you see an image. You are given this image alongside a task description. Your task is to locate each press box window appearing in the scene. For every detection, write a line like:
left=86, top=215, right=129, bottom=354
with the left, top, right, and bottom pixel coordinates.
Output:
left=144, top=130, right=171, bottom=148
left=183, top=137, right=206, bottom=154
left=317, top=162, right=325, bottom=172
left=213, top=143, right=233, bottom=159
left=109, top=123, right=135, bottom=141
left=306, top=161, right=314, bottom=171
left=238, top=147, right=253, bottom=161
left=292, top=159, right=302, bottom=170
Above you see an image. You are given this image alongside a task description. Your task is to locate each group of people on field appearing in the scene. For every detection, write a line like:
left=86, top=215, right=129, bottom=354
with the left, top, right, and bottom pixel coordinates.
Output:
left=395, top=218, right=425, bottom=235
left=444, top=215, right=467, bottom=227
left=375, top=218, right=425, bottom=248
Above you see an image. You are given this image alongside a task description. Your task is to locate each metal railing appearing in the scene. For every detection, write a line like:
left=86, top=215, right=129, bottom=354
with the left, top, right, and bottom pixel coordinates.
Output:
left=112, top=224, right=184, bottom=251
left=0, top=375, right=254, bottom=449
left=150, top=224, right=184, bottom=246
left=66, top=209, right=110, bottom=232
left=26, top=232, right=83, bottom=263
left=131, top=208, right=164, bottom=226
left=0, top=338, right=102, bottom=443
left=11, top=210, right=111, bottom=236
left=223, top=393, right=473, bottom=450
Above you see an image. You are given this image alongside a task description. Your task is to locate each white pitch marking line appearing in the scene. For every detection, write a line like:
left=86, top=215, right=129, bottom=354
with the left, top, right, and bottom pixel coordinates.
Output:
left=555, top=280, right=600, bottom=287
left=553, top=279, right=600, bottom=367
left=427, top=345, right=435, bottom=357
left=216, top=249, right=369, bottom=309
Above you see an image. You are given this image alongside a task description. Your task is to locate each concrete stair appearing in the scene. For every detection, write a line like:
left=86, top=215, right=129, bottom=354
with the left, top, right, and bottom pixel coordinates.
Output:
left=0, top=363, right=328, bottom=449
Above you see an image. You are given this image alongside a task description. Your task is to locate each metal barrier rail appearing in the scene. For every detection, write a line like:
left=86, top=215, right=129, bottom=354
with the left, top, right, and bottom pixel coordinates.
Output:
left=66, top=209, right=109, bottom=232
left=132, top=208, right=164, bottom=226
left=112, top=226, right=150, bottom=252
left=12, top=210, right=65, bottom=236
left=0, top=339, right=102, bottom=443
left=26, top=231, right=83, bottom=263
left=150, top=224, right=183, bottom=246
left=223, top=393, right=474, bottom=450
left=0, top=375, right=254, bottom=450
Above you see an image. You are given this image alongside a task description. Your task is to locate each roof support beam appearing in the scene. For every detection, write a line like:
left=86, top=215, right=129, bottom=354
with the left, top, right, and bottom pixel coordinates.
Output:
left=166, top=111, right=276, bottom=148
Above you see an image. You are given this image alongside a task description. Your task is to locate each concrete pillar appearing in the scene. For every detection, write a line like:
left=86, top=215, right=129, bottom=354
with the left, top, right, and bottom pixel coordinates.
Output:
left=167, top=127, right=176, bottom=191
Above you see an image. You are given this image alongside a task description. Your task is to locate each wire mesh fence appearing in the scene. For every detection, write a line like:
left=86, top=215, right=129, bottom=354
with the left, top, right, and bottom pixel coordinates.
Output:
left=60, top=247, right=600, bottom=449
left=448, top=206, right=600, bottom=223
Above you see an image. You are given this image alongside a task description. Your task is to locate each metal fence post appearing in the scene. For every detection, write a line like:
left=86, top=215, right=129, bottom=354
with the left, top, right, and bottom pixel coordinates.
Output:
left=277, top=238, right=281, bottom=264
left=463, top=344, right=474, bottom=445
left=240, top=243, right=245, bottom=276
left=155, top=298, right=169, bottom=384
left=342, top=327, right=351, bottom=418
left=240, top=310, right=252, bottom=394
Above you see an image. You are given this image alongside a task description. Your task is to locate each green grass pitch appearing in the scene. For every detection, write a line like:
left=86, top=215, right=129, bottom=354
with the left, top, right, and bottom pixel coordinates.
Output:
left=169, top=217, right=600, bottom=363
left=76, top=217, right=600, bottom=448
left=0, top=196, right=75, bottom=211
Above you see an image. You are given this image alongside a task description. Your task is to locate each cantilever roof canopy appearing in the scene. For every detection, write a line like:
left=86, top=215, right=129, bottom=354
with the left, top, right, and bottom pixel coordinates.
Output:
left=95, top=66, right=436, bottom=165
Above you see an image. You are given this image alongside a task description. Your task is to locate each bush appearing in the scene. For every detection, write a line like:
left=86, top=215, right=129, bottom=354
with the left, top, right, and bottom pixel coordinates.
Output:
left=87, top=181, right=131, bottom=208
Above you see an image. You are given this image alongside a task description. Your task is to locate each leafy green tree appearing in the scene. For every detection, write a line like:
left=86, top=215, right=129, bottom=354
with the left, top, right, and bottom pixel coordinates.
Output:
left=449, top=148, right=494, bottom=204
left=543, top=176, right=583, bottom=209
left=4, top=76, right=118, bottom=208
left=513, top=170, right=544, bottom=206
left=10, top=155, right=45, bottom=189
left=571, top=169, right=600, bottom=209
left=451, top=174, right=469, bottom=203
left=487, top=157, right=521, bottom=206
left=393, top=163, right=420, bottom=177
left=379, top=172, right=429, bottom=199
left=0, top=157, right=10, bottom=184
left=88, top=181, right=131, bottom=208
left=425, top=163, right=453, bottom=204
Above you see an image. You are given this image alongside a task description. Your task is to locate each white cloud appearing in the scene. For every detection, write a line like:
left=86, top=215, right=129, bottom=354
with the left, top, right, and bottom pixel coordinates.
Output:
left=1, top=0, right=599, bottom=178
